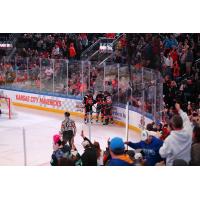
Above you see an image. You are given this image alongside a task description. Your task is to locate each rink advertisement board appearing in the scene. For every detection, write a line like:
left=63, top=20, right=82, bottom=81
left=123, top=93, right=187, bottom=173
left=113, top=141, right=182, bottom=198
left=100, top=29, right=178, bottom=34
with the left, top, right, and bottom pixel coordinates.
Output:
left=1, top=89, right=153, bottom=131
left=1, top=89, right=84, bottom=114
left=112, top=105, right=152, bottom=131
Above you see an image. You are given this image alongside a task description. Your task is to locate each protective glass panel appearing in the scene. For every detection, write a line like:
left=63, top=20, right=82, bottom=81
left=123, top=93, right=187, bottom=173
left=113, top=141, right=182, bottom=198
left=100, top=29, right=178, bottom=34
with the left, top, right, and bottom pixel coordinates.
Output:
left=40, top=58, right=54, bottom=93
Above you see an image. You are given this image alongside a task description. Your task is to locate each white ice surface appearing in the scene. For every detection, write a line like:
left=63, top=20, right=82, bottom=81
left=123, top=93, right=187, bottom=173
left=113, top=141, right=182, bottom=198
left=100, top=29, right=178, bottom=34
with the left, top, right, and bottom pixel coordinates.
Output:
left=0, top=106, right=141, bottom=166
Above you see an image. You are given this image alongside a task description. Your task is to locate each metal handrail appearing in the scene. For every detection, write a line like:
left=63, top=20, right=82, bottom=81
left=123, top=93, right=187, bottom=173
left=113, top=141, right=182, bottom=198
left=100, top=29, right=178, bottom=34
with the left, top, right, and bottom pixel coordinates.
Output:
left=111, top=33, right=124, bottom=46
left=81, top=39, right=101, bottom=58
left=95, top=34, right=124, bottom=65
left=98, top=53, right=114, bottom=65
left=87, top=50, right=100, bottom=61
left=81, top=34, right=124, bottom=60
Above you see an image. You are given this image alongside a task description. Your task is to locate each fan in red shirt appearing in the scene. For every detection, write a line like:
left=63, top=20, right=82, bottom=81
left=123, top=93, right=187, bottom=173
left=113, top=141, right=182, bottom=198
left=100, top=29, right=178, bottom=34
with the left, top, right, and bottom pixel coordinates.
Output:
left=170, top=47, right=179, bottom=63
left=120, top=34, right=127, bottom=48
left=173, top=60, right=180, bottom=80
left=69, top=43, right=76, bottom=59
left=105, top=33, right=116, bottom=39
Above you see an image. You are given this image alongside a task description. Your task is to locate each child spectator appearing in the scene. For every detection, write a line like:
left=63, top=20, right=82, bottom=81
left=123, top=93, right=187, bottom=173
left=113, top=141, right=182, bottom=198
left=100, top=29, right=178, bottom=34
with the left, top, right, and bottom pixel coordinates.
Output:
left=50, top=134, right=64, bottom=166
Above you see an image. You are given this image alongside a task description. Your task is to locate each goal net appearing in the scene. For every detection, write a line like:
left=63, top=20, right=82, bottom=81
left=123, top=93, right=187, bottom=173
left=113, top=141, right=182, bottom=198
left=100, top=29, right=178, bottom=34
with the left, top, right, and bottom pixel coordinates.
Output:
left=0, top=95, right=15, bottom=119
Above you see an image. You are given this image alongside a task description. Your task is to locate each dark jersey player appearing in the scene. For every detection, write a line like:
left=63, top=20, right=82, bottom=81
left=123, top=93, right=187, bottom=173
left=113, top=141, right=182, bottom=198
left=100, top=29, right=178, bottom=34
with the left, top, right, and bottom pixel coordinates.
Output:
left=103, top=91, right=113, bottom=125
left=83, top=91, right=94, bottom=124
left=95, top=91, right=104, bottom=123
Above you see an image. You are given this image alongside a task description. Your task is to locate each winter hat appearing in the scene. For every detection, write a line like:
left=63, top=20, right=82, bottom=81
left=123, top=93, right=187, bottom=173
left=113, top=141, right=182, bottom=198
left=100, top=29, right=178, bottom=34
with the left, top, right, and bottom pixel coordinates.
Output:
left=53, top=134, right=61, bottom=144
left=109, top=137, right=125, bottom=153
left=141, top=130, right=149, bottom=141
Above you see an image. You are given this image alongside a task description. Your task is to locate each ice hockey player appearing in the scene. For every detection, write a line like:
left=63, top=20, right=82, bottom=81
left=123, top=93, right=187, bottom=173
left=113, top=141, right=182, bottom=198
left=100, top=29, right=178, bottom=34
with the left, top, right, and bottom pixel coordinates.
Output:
left=83, top=90, right=94, bottom=124
left=60, top=112, right=77, bottom=148
left=103, top=91, right=113, bottom=125
left=95, top=91, right=104, bottom=123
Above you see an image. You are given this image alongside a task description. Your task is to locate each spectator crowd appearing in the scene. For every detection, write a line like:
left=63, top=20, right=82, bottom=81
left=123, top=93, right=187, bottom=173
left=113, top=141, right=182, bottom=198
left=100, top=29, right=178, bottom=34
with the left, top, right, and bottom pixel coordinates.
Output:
left=51, top=102, right=200, bottom=166
left=0, top=33, right=199, bottom=166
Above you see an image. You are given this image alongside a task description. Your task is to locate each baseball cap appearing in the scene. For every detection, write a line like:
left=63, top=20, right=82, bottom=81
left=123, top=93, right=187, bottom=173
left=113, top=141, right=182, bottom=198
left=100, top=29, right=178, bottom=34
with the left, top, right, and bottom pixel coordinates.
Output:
left=53, top=134, right=61, bottom=144
left=109, top=137, right=125, bottom=153
left=141, top=130, right=149, bottom=141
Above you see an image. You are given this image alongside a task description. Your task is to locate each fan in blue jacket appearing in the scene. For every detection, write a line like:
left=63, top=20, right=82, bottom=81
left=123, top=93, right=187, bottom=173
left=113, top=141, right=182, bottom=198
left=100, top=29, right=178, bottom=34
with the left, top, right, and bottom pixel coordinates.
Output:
left=125, top=130, right=163, bottom=166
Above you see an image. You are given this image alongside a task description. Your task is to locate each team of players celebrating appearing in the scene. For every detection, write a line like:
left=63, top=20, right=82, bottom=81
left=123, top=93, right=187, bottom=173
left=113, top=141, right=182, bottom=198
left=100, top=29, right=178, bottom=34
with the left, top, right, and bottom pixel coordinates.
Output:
left=83, top=90, right=113, bottom=125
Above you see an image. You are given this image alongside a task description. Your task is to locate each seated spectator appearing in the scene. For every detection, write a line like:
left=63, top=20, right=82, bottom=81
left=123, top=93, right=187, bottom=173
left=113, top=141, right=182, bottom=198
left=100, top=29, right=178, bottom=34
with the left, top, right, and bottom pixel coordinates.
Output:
left=159, top=104, right=192, bottom=166
left=80, top=131, right=97, bottom=166
left=125, top=130, right=163, bottom=166
left=107, top=137, right=134, bottom=166
left=190, top=125, right=200, bottom=166
left=164, top=53, right=173, bottom=79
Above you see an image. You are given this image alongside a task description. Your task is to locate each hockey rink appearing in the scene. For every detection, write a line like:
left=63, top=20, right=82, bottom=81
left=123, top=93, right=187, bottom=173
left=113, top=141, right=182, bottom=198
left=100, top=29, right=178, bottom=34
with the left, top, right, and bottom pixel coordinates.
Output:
left=0, top=106, right=141, bottom=166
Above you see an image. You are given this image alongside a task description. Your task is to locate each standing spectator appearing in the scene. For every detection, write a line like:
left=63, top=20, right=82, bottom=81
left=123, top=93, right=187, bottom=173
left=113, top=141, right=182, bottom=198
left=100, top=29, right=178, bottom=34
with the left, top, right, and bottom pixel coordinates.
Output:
left=180, top=48, right=187, bottom=74
left=185, top=47, right=194, bottom=75
left=125, top=130, right=163, bottom=166
left=163, top=35, right=171, bottom=49
left=190, top=126, right=200, bottom=166
left=69, top=43, right=76, bottom=60
left=80, top=131, right=97, bottom=166
left=108, top=137, right=134, bottom=166
left=171, top=47, right=179, bottom=63
left=177, top=41, right=183, bottom=56
left=169, top=34, right=178, bottom=48
left=159, top=104, right=193, bottom=165
left=164, top=53, right=173, bottom=79
left=173, top=60, right=180, bottom=81
left=81, top=34, right=88, bottom=49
